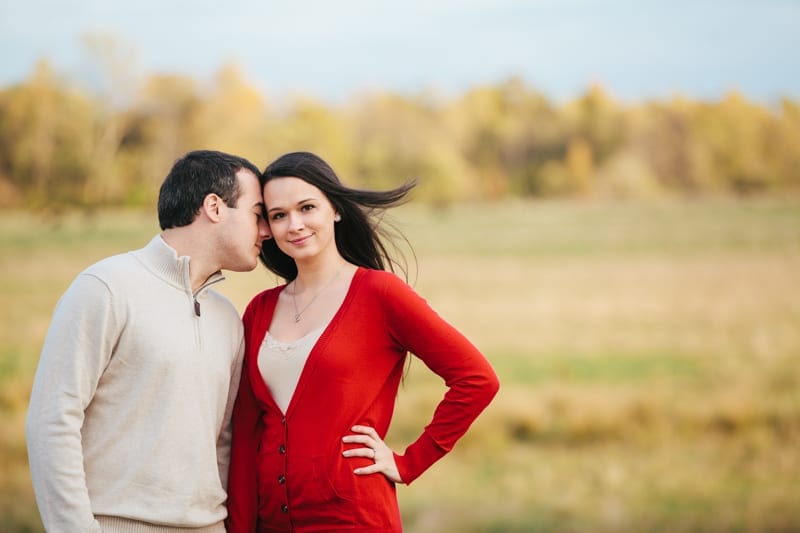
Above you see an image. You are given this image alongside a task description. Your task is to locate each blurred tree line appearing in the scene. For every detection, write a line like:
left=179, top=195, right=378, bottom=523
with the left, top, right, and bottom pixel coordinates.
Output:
left=1, top=57, right=799, bottom=210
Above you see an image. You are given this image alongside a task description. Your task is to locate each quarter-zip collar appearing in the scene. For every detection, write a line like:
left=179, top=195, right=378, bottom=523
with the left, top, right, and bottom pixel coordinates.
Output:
left=133, top=235, right=226, bottom=313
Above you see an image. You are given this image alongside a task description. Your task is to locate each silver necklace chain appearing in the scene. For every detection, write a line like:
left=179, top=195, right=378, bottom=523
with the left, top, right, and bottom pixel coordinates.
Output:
left=291, top=266, right=345, bottom=323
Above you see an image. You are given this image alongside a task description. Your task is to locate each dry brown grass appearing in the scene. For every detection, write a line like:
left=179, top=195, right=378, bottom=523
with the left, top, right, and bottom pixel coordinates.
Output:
left=1, top=197, right=799, bottom=531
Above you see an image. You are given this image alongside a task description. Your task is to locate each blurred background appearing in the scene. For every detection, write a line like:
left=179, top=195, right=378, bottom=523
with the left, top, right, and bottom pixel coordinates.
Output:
left=1, top=1, right=799, bottom=531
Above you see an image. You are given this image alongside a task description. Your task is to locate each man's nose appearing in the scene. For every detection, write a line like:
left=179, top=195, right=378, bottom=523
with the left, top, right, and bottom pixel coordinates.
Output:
left=259, top=218, right=271, bottom=240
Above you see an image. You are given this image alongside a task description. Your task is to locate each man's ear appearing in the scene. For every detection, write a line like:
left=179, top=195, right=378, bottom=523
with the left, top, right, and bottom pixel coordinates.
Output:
left=201, top=193, right=224, bottom=222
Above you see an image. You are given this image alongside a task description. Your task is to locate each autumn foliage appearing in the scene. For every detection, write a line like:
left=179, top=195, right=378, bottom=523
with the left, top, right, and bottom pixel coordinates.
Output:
left=1, top=61, right=798, bottom=210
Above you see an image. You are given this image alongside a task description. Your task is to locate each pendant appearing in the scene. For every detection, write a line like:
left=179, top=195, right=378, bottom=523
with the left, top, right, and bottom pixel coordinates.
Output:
left=294, top=314, right=301, bottom=323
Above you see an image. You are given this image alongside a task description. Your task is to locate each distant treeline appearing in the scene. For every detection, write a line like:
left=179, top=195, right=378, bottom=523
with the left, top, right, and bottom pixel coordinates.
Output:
left=2, top=60, right=799, bottom=209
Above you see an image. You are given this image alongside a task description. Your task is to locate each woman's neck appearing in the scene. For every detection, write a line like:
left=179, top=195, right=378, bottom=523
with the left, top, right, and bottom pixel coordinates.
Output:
left=293, top=256, right=350, bottom=292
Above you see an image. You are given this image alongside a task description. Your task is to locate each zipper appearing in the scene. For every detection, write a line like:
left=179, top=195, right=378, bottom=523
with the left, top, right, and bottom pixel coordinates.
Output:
left=192, top=276, right=225, bottom=317
left=191, top=276, right=225, bottom=348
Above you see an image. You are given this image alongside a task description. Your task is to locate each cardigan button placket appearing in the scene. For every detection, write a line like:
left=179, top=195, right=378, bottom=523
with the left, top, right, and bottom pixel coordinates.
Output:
left=279, top=416, right=290, bottom=524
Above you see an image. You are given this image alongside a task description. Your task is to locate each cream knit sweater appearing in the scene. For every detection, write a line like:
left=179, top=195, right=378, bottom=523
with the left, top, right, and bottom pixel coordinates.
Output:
left=26, top=236, right=244, bottom=532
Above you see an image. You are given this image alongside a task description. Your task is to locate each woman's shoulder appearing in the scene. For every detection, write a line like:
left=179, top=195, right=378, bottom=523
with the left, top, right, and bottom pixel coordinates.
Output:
left=355, top=268, right=416, bottom=300
left=252, top=283, right=285, bottom=301
left=243, top=284, right=285, bottom=317
left=357, top=267, right=408, bottom=287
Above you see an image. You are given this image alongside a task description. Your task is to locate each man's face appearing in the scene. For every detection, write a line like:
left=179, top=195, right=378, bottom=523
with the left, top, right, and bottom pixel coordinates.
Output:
left=218, top=169, right=270, bottom=272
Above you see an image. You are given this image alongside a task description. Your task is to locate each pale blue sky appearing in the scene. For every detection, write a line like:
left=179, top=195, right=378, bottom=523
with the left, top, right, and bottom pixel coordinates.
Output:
left=1, top=0, right=798, bottom=103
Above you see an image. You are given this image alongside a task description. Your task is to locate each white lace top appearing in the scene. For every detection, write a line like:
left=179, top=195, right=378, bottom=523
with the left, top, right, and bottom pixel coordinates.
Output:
left=258, top=327, right=325, bottom=413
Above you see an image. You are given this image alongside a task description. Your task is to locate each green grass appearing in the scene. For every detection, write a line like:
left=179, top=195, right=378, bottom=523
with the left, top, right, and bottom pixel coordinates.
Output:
left=1, top=196, right=799, bottom=532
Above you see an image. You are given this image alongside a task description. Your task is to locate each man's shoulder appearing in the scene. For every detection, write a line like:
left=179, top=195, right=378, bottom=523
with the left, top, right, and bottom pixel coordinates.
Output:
left=53, top=248, right=144, bottom=311
left=81, top=248, right=140, bottom=282
left=205, top=287, right=241, bottom=317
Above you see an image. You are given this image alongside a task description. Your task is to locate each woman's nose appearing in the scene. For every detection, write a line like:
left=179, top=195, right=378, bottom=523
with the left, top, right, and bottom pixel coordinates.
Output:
left=288, top=212, right=304, bottom=230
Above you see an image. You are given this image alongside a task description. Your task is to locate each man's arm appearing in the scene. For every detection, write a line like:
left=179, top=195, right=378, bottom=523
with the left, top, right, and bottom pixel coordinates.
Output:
left=217, top=333, right=244, bottom=490
left=26, top=274, right=118, bottom=532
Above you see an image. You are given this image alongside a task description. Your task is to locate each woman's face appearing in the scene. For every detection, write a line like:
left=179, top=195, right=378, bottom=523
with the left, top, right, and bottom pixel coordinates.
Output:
left=263, top=176, right=339, bottom=264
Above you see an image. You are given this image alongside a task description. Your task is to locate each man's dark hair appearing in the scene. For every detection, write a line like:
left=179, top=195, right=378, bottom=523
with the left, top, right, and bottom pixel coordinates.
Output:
left=158, top=150, right=261, bottom=230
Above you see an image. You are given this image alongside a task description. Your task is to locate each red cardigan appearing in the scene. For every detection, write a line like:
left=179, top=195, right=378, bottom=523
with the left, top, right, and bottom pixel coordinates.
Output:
left=226, top=268, right=499, bottom=532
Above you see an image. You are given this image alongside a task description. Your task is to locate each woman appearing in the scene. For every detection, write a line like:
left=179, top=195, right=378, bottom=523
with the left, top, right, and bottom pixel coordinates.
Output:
left=226, top=151, right=499, bottom=532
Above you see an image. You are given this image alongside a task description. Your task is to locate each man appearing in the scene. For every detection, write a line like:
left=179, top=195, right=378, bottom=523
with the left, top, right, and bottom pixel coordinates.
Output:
left=26, top=150, right=271, bottom=532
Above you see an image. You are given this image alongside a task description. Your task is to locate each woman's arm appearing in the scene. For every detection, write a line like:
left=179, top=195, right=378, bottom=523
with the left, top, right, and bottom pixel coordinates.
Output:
left=381, top=272, right=500, bottom=484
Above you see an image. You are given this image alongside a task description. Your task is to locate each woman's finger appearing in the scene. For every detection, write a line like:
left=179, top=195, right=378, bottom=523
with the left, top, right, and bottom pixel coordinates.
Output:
left=350, top=425, right=380, bottom=438
left=353, top=463, right=382, bottom=475
left=342, top=434, right=376, bottom=448
left=342, top=446, right=376, bottom=459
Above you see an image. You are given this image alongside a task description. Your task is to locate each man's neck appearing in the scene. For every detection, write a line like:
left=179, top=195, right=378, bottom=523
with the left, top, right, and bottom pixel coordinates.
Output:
left=160, top=229, right=218, bottom=292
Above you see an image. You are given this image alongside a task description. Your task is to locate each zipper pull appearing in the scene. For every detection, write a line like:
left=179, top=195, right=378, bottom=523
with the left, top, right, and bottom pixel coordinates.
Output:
left=194, top=299, right=201, bottom=317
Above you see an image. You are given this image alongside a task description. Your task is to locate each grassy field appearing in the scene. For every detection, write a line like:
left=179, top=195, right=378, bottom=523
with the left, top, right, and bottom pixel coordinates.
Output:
left=1, top=197, right=799, bottom=532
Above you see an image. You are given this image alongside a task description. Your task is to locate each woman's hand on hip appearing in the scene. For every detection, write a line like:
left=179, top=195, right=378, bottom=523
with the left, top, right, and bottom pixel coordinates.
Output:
left=342, top=425, right=404, bottom=484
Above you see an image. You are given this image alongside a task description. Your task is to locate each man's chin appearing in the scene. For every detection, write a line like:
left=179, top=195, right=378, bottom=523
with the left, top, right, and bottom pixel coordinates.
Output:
left=228, top=259, right=259, bottom=273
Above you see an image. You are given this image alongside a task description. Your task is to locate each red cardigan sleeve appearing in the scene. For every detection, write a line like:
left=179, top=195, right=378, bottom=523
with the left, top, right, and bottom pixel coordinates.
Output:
left=225, top=298, right=262, bottom=532
left=378, top=272, right=500, bottom=484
